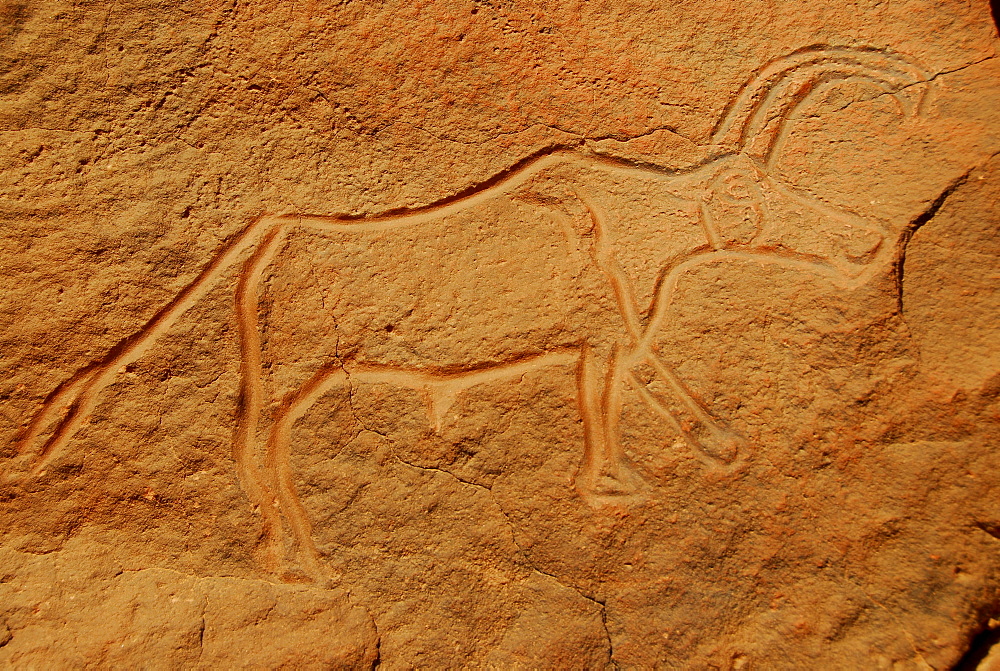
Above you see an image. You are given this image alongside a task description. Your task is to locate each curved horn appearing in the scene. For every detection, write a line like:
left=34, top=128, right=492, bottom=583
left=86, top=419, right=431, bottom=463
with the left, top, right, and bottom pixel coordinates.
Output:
left=710, top=45, right=930, bottom=165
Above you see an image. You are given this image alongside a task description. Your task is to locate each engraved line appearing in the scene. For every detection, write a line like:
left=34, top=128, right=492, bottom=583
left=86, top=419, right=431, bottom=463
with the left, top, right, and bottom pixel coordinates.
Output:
left=14, top=368, right=96, bottom=459
left=350, top=350, right=580, bottom=432
left=14, top=144, right=720, bottom=478
left=698, top=201, right=724, bottom=251
left=599, top=344, right=628, bottom=471
left=642, top=352, right=742, bottom=460
left=233, top=224, right=287, bottom=571
left=21, top=215, right=282, bottom=475
left=14, top=146, right=639, bottom=470
left=715, top=58, right=927, bottom=167
left=574, top=343, right=605, bottom=491
left=574, top=190, right=643, bottom=344
left=289, top=149, right=772, bottom=236
left=711, top=47, right=928, bottom=150
left=578, top=187, right=748, bottom=485
left=750, top=68, right=917, bottom=162
left=289, top=148, right=584, bottom=232
left=14, top=143, right=711, bottom=472
left=265, top=359, right=349, bottom=582
left=345, top=349, right=580, bottom=389
left=628, top=372, right=729, bottom=468
left=709, top=45, right=874, bottom=140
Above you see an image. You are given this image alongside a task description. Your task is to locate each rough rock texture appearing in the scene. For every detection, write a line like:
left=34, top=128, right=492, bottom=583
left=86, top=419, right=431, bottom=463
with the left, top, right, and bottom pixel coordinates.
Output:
left=1, top=0, right=999, bottom=668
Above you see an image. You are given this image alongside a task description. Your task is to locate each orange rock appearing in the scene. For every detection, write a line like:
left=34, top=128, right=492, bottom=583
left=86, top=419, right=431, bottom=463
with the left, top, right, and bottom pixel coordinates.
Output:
left=1, top=0, right=999, bottom=667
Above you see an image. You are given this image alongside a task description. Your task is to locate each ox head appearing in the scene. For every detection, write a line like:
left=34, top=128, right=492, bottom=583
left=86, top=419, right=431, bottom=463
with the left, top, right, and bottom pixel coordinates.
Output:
left=697, top=45, right=931, bottom=285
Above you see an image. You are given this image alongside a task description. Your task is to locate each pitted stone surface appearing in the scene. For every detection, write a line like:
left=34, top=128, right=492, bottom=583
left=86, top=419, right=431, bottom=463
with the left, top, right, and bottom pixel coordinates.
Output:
left=1, top=1, right=999, bottom=667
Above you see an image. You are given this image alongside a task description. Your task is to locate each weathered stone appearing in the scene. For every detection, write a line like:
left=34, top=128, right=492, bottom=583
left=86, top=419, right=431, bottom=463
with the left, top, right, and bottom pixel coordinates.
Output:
left=1, top=0, right=999, bottom=667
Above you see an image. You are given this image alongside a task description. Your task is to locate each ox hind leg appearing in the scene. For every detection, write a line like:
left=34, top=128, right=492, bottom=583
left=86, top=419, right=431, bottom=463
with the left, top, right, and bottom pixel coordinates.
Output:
left=259, top=351, right=584, bottom=583
left=230, top=224, right=307, bottom=580
left=10, top=216, right=282, bottom=482
left=262, top=360, right=348, bottom=586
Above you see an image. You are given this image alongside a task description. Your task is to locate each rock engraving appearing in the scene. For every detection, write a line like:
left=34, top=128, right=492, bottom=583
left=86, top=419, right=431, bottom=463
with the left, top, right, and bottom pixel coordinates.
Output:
left=10, top=46, right=931, bottom=581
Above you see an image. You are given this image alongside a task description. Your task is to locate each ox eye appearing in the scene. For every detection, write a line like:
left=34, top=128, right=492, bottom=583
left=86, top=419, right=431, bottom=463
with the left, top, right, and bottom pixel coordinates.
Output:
left=723, top=174, right=754, bottom=201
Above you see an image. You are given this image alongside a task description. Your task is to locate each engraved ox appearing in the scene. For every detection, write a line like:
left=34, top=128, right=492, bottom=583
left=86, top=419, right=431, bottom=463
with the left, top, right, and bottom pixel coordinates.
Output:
left=13, top=47, right=929, bottom=581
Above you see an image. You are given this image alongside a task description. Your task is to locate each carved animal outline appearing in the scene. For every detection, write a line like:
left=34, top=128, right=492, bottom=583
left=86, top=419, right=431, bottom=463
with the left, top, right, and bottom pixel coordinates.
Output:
left=9, top=45, right=931, bottom=582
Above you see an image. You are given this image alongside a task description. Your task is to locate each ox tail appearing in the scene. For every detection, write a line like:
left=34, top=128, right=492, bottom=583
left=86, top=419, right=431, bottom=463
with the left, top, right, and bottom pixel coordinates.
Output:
left=9, top=215, right=284, bottom=481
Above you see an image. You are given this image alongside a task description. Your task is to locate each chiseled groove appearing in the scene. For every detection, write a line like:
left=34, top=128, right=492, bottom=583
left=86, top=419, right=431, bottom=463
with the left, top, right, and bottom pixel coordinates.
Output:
left=641, top=249, right=844, bottom=353
left=264, top=349, right=582, bottom=579
left=266, top=360, right=349, bottom=581
left=598, top=344, right=626, bottom=470
left=764, top=176, right=894, bottom=282
left=347, top=349, right=579, bottom=388
left=576, top=185, right=742, bottom=487
left=766, top=175, right=885, bottom=235
left=629, top=372, right=723, bottom=467
left=15, top=143, right=709, bottom=483
left=21, top=215, right=281, bottom=475
left=289, top=146, right=707, bottom=234
left=710, top=48, right=928, bottom=150
left=575, top=191, right=642, bottom=344
left=643, top=354, right=727, bottom=443
left=233, top=224, right=287, bottom=572
left=15, top=368, right=95, bottom=459
left=629, top=372, right=686, bottom=435
left=574, top=344, right=604, bottom=489
left=15, top=144, right=842, bottom=475
left=697, top=201, right=724, bottom=251
left=291, top=147, right=582, bottom=232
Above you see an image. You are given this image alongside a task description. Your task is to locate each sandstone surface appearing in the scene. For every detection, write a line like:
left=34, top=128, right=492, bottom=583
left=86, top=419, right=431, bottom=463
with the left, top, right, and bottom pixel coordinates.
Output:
left=1, top=0, right=1000, bottom=668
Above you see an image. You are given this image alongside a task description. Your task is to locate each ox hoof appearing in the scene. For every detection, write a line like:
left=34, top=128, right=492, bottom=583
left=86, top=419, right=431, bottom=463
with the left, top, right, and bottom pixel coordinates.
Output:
left=576, top=461, right=649, bottom=509
left=690, top=427, right=747, bottom=465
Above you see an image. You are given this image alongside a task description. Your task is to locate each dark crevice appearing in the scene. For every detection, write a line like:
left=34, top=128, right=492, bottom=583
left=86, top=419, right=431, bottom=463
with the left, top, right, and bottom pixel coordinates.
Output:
left=370, top=631, right=381, bottom=669
left=597, top=596, right=619, bottom=670
left=953, top=622, right=1000, bottom=670
left=392, top=453, right=492, bottom=492
left=975, top=520, right=1000, bottom=541
left=991, top=0, right=999, bottom=37
left=196, top=609, right=206, bottom=664
left=893, top=169, right=974, bottom=314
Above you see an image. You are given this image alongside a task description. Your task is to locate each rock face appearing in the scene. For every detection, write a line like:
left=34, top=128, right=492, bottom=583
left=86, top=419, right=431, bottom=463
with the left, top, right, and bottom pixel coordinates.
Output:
left=1, top=0, right=999, bottom=667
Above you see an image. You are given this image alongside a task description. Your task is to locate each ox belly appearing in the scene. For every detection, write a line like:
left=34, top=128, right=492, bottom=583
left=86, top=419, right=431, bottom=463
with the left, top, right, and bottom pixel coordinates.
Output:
left=261, top=195, right=623, bottom=398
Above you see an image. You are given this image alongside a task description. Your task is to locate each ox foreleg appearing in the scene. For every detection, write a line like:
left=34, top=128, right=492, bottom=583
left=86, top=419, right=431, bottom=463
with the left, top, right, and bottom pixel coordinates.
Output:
left=628, top=353, right=746, bottom=467
left=574, top=342, right=648, bottom=504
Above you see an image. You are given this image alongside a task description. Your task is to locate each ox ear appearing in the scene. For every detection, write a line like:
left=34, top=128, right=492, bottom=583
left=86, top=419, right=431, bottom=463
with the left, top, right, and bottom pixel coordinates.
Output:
left=705, top=166, right=765, bottom=246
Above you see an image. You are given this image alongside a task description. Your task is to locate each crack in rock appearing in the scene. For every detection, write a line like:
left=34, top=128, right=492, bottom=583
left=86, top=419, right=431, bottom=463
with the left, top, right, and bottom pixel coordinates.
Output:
left=895, top=149, right=1000, bottom=315
left=389, top=450, right=617, bottom=667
